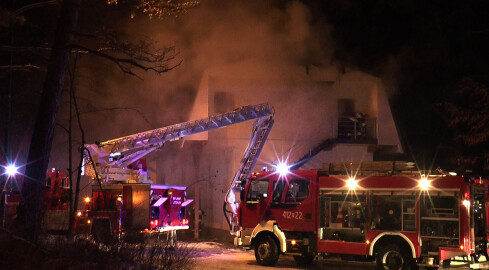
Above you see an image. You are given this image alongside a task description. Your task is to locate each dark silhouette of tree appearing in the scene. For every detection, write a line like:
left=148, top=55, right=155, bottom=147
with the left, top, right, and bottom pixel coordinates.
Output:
left=15, top=0, right=82, bottom=242
left=1, top=0, right=198, bottom=242
left=441, top=78, right=489, bottom=173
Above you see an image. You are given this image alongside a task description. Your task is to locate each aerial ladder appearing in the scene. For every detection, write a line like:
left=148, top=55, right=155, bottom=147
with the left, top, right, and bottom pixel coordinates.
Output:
left=83, top=103, right=274, bottom=234
left=223, top=114, right=274, bottom=234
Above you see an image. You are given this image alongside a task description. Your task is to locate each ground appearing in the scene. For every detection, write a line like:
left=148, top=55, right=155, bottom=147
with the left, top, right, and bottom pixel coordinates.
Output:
left=192, top=241, right=489, bottom=270
left=193, top=241, right=375, bottom=270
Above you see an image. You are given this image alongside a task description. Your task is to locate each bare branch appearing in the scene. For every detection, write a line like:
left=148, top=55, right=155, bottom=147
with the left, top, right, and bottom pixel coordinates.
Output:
left=0, top=0, right=59, bottom=28
left=11, top=0, right=59, bottom=17
left=0, top=64, right=44, bottom=79
left=0, top=45, right=52, bottom=61
left=136, top=0, right=200, bottom=19
left=69, top=44, right=181, bottom=78
left=0, top=64, right=42, bottom=71
left=0, top=45, right=52, bottom=53
left=55, top=122, right=69, bottom=133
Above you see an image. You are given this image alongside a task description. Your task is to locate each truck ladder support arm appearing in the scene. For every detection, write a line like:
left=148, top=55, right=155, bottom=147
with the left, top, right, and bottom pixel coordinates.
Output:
left=86, top=103, right=274, bottom=169
left=224, top=115, right=274, bottom=234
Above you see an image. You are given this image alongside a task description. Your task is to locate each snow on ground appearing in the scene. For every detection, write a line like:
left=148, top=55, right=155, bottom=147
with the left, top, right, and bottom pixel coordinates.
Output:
left=190, top=241, right=375, bottom=270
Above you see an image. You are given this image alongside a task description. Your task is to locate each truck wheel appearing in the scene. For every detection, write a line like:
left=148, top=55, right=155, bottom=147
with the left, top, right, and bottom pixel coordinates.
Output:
left=376, top=244, right=412, bottom=270
left=293, top=253, right=315, bottom=265
left=254, top=235, right=279, bottom=266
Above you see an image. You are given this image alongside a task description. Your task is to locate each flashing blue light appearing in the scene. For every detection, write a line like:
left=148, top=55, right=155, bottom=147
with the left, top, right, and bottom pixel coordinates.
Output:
left=275, top=162, right=290, bottom=177
left=5, top=164, right=19, bottom=177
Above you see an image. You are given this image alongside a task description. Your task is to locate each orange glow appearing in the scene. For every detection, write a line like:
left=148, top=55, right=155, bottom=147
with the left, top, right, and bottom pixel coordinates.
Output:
left=77, top=211, right=82, bottom=217
left=460, top=245, right=464, bottom=250
left=87, top=219, right=91, bottom=224
left=347, top=178, right=357, bottom=190
left=291, top=240, right=297, bottom=245
left=84, top=197, right=91, bottom=204
left=419, top=178, right=430, bottom=190
left=117, top=196, right=122, bottom=202
left=366, top=240, right=370, bottom=245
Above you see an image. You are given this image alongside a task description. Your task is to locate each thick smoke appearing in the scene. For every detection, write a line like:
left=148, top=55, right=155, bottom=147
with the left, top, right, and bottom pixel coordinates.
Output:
left=46, top=1, right=341, bottom=231
left=49, top=0, right=334, bottom=169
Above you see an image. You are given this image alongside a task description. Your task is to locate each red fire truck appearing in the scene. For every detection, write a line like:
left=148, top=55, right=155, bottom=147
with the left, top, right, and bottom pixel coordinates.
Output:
left=43, top=168, right=70, bottom=231
left=234, top=161, right=489, bottom=269
left=78, top=103, right=274, bottom=242
left=1, top=167, right=70, bottom=230
left=76, top=181, right=192, bottom=244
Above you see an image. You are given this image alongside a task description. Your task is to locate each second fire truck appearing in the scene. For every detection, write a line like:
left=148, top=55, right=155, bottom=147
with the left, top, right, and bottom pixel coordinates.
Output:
left=233, top=161, right=489, bottom=269
left=78, top=103, right=274, bottom=242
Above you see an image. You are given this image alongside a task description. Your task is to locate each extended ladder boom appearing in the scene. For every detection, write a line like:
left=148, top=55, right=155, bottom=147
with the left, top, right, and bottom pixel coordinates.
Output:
left=86, top=103, right=274, bottom=169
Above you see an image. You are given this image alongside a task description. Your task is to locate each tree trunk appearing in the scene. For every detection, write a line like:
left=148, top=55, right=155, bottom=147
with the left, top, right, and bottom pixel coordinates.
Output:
left=16, top=0, right=81, bottom=242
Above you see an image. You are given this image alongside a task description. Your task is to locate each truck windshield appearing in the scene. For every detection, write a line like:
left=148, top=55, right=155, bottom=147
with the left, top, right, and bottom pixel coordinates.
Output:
left=247, top=178, right=269, bottom=202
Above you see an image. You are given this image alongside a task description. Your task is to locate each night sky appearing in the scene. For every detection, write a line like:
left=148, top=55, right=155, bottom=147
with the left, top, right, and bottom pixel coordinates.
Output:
left=1, top=0, right=489, bottom=175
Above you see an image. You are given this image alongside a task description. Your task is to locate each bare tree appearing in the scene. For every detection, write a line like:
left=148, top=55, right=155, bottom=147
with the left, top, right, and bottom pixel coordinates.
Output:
left=442, top=78, right=489, bottom=173
left=1, top=0, right=198, bottom=241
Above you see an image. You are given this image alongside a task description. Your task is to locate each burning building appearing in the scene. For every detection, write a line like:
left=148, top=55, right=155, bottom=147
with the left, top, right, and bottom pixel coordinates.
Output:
left=151, top=63, right=403, bottom=236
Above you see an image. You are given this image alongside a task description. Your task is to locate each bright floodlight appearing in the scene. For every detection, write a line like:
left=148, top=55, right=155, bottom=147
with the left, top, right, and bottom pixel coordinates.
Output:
left=276, top=162, right=290, bottom=176
left=5, top=164, right=18, bottom=177
left=463, top=199, right=470, bottom=208
left=419, top=178, right=430, bottom=190
left=347, top=178, right=357, bottom=190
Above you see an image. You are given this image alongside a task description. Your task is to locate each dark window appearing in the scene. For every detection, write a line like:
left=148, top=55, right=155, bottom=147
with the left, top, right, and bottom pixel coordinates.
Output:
left=370, top=194, right=402, bottom=231
left=338, top=99, right=354, bottom=116
left=246, top=178, right=269, bottom=202
left=419, top=193, right=459, bottom=239
left=420, top=195, right=458, bottom=218
left=285, top=179, right=309, bottom=203
left=320, top=192, right=367, bottom=242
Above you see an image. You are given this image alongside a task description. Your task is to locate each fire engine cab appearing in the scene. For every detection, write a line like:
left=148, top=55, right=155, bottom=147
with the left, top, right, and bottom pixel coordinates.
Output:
left=234, top=161, right=489, bottom=269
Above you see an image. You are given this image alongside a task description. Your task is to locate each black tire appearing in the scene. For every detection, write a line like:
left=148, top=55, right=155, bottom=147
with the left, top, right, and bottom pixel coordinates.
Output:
left=376, top=244, right=413, bottom=270
left=254, top=235, right=280, bottom=266
left=293, top=253, right=315, bottom=266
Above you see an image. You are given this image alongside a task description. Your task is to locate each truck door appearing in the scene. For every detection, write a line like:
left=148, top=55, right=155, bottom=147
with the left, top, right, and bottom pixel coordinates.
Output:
left=269, top=177, right=316, bottom=232
left=240, top=178, right=270, bottom=229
